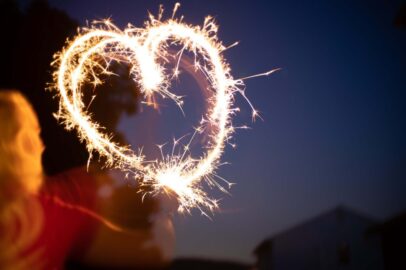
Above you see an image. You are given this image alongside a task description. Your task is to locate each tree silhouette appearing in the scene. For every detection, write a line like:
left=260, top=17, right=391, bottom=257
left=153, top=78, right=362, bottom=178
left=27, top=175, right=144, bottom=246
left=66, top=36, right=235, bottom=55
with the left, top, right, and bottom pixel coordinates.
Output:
left=0, top=0, right=141, bottom=175
left=394, top=3, right=406, bottom=29
left=0, top=0, right=158, bottom=232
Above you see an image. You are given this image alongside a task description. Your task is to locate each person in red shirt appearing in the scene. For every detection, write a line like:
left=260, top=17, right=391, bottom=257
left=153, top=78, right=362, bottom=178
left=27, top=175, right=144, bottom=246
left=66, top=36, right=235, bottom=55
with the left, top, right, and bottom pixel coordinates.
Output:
left=0, top=90, right=174, bottom=269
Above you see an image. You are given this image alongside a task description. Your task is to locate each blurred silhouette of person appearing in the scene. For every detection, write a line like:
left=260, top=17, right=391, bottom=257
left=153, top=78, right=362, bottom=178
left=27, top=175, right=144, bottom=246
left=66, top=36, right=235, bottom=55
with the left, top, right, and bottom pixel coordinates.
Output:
left=0, top=1, right=176, bottom=268
left=0, top=91, right=113, bottom=270
left=0, top=90, right=175, bottom=269
left=0, top=91, right=44, bottom=270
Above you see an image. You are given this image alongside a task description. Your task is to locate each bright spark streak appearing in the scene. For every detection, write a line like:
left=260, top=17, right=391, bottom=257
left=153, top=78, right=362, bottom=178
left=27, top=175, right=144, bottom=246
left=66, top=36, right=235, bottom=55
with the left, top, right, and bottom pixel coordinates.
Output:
left=51, top=4, right=273, bottom=214
left=238, top=68, right=282, bottom=81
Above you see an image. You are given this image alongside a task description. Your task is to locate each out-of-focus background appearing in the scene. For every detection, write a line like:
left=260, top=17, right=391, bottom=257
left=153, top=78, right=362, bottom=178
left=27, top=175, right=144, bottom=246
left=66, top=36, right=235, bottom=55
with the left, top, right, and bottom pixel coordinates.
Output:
left=2, top=0, right=405, bottom=269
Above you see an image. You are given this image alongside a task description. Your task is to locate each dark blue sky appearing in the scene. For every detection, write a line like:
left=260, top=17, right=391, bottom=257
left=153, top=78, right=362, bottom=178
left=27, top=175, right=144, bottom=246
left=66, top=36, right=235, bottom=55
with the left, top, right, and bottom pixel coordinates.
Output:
left=21, top=0, right=405, bottom=262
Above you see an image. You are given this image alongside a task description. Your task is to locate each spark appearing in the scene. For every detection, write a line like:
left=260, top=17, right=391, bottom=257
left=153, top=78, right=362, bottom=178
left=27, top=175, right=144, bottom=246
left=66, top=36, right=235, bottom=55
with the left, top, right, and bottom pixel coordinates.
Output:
left=51, top=4, right=274, bottom=214
left=238, top=68, right=282, bottom=81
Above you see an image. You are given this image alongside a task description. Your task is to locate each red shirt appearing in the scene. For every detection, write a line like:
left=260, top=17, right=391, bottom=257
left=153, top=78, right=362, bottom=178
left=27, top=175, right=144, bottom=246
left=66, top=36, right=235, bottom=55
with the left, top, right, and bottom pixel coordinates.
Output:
left=1, top=167, right=100, bottom=270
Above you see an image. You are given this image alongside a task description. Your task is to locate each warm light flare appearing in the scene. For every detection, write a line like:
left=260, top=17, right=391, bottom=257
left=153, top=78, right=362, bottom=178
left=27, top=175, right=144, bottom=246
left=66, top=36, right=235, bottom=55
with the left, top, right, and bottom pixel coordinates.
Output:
left=51, top=4, right=274, bottom=214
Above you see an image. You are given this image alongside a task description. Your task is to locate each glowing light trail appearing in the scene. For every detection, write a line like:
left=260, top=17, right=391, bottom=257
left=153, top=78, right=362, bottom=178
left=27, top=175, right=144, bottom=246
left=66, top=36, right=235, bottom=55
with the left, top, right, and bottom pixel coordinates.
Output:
left=52, top=4, right=274, bottom=214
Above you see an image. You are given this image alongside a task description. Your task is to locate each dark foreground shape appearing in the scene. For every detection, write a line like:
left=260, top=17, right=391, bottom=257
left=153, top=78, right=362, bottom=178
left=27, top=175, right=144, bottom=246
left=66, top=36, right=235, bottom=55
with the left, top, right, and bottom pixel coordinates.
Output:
left=168, top=258, right=252, bottom=270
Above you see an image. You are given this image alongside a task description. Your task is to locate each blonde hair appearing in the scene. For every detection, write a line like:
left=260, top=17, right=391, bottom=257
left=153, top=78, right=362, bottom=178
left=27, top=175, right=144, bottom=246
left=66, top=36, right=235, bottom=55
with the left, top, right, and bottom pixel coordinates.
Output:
left=0, top=91, right=44, bottom=202
left=0, top=91, right=45, bottom=269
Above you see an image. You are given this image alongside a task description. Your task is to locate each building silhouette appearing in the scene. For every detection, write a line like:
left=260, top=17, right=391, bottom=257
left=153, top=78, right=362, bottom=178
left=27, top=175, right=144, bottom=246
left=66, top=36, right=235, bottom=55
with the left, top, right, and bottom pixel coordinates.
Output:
left=254, top=206, right=384, bottom=270
left=370, top=212, right=406, bottom=270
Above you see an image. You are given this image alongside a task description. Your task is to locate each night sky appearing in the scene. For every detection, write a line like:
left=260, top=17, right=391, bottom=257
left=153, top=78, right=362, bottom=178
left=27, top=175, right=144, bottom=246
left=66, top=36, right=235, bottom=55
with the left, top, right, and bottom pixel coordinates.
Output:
left=19, top=0, right=406, bottom=263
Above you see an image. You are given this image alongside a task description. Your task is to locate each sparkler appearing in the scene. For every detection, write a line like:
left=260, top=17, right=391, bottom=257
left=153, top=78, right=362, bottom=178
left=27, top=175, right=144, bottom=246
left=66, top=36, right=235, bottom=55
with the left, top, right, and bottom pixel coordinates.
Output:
left=51, top=4, right=273, bottom=214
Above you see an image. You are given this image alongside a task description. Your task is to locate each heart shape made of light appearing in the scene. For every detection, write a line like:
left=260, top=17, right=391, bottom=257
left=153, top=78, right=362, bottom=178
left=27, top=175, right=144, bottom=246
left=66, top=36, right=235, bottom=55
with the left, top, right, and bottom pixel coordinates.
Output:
left=52, top=13, right=255, bottom=214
